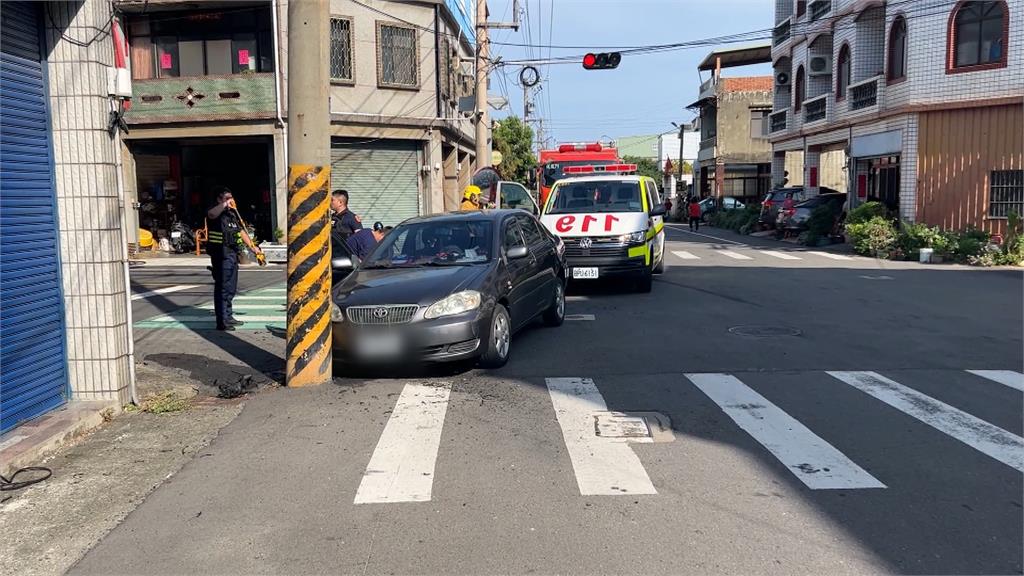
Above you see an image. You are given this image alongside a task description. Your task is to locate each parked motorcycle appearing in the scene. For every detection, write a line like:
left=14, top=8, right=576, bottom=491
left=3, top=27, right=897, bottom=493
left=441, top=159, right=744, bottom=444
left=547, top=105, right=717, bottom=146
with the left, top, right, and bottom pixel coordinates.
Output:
left=169, top=220, right=196, bottom=254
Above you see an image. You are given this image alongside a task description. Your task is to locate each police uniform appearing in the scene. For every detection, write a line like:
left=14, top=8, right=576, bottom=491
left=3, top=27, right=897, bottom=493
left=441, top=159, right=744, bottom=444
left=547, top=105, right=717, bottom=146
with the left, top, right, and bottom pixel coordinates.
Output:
left=207, top=208, right=244, bottom=329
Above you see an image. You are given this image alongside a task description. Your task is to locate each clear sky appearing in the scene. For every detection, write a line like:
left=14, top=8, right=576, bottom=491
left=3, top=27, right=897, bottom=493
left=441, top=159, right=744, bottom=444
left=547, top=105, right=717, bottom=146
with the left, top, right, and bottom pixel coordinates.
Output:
left=487, top=0, right=774, bottom=145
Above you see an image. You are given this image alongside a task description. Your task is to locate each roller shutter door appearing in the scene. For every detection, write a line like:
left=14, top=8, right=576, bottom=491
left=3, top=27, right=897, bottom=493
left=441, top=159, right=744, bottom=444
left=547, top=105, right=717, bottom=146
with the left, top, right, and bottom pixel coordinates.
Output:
left=330, top=140, right=421, bottom=227
left=1, top=2, right=69, bottom=433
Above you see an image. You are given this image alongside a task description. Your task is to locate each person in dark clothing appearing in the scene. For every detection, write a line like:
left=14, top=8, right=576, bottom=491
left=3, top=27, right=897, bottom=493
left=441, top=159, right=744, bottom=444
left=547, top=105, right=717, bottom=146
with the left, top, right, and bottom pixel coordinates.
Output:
left=688, top=197, right=702, bottom=231
left=346, top=221, right=387, bottom=260
left=330, top=189, right=362, bottom=246
left=206, top=187, right=262, bottom=331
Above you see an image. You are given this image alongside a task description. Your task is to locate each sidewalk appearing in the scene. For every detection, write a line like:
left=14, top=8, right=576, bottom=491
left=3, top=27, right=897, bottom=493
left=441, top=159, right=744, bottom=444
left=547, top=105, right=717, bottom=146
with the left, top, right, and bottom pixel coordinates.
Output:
left=130, top=253, right=278, bottom=268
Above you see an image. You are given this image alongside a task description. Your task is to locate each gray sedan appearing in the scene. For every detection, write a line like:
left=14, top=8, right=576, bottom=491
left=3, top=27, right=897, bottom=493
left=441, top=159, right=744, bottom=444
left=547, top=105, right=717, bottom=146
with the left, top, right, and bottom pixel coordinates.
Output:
left=330, top=210, right=566, bottom=369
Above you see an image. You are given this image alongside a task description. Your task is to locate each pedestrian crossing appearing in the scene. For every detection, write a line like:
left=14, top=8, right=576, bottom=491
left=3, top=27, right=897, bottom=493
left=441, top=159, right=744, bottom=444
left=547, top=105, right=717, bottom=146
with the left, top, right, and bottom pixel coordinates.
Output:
left=669, top=248, right=854, bottom=264
left=351, top=369, right=1023, bottom=504
left=134, top=285, right=286, bottom=330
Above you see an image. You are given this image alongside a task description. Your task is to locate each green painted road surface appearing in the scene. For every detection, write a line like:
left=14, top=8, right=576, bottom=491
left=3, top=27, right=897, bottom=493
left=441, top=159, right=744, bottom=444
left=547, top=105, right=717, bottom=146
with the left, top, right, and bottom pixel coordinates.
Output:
left=134, top=286, right=286, bottom=330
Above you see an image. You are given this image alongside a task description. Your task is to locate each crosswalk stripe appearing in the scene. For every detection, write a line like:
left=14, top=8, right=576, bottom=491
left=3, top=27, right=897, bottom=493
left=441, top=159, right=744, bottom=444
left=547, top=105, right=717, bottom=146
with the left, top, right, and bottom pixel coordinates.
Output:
left=686, top=373, right=885, bottom=490
left=196, top=303, right=284, bottom=310
left=546, top=378, right=657, bottom=496
left=565, top=314, right=595, bottom=321
left=140, top=315, right=287, bottom=322
left=672, top=250, right=700, bottom=260
left=717, top=250, right=753, bottom=260
left=808, top=251, right=852, bottom=260
left=759, top=250, right=802, bottom=260
left=354, top=382, right=453, bottom=504
left=234, top=295, right=287, bottom=301
left=131, top=284, right=200, bottom=301
left=966, top=370, right=1024, bottom=392
left=828, top=371, right=1024, bottom=472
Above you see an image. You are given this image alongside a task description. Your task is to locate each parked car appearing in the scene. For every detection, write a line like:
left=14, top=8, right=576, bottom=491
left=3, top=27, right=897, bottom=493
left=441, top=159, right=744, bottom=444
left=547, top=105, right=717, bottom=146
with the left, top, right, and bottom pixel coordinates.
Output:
left=329, top=210, right=565, bottom=369
left=759, top=187, right=839, bottom=227
left=699, top=196, right=745, bottom=220
left=776, top=192, right=848, bottom=234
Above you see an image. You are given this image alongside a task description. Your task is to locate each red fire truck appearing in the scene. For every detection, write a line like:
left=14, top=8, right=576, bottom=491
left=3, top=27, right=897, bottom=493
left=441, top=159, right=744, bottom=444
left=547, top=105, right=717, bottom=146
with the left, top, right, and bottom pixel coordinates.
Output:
left=537, top=142, right=620, bottom=208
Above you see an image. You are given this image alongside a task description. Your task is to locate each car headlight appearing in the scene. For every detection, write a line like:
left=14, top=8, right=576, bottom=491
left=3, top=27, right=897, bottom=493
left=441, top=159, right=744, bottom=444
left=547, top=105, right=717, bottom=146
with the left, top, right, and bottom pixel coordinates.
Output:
left=424, top=290, right=482, bottom=319
left=330, top=302, right=344, bottom=322
left=619, top=230, right=647, bottom=245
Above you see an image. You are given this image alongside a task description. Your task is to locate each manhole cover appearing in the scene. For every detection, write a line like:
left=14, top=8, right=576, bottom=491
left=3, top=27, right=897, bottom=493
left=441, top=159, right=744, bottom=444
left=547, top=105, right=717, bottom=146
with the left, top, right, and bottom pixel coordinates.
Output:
left=728, top=325, right=802, bottom=338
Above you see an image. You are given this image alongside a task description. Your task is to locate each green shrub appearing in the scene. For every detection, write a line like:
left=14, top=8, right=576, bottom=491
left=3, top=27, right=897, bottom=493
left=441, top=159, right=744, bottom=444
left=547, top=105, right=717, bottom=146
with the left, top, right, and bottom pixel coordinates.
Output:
left=846, top=216, right=897, bottom=256
left=897, top=222, right=943, bottom=259
left=847, top=202, right=888, bottom=226
left=954, top=236, right=985, bottom=260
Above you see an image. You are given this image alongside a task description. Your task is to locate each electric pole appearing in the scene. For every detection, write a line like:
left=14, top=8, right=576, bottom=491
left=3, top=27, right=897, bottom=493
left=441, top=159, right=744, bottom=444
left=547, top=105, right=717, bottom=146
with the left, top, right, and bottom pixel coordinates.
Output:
left=475, top=0, right=490, bottom=167
left=286, top=0, right=332, bottom=387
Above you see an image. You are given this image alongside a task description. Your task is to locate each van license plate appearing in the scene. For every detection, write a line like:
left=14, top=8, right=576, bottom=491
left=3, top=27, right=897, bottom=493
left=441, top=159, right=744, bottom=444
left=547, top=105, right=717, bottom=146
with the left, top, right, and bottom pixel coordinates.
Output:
left=572, top=267, right=599, bottom=279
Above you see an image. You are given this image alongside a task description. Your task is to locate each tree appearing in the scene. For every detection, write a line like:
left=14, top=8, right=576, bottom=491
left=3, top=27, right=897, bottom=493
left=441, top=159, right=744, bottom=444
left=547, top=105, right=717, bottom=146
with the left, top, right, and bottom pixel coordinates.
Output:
left=681, top=161, right=693, bottom=175
left=622, top=155, right=663, bottom=181
left=492, top=116, right=536, bottom=186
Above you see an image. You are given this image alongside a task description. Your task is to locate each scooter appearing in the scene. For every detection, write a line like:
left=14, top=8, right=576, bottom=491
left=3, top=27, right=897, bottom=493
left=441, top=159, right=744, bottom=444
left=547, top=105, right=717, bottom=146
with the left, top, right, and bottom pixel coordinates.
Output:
left=169, top=220, right=196, bottom=254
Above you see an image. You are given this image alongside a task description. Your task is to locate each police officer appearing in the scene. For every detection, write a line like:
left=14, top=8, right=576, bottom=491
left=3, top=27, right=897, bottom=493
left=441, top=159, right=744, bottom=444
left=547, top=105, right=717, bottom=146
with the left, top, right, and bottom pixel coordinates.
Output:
left=330, top=189, right=362, bottom=244
left=346, top=221, right=388, bottom=260
left=207, top=187, right=262, bottom=331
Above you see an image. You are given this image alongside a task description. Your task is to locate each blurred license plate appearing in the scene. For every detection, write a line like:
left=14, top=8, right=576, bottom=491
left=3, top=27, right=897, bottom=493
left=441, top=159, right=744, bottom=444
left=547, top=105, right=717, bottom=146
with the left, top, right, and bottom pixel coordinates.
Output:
left=354, top=332, right=402, bottom=358
left=170, top=231, right=182, bottom=239
left=572, top=267, right=598, bottom=279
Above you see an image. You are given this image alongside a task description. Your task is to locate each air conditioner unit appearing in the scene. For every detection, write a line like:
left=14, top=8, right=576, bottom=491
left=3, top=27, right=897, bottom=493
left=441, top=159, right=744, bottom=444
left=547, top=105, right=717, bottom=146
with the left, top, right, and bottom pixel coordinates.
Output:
left=776, top=71, right=791, bottom=87
left=808, top=56, right=832, bottom=76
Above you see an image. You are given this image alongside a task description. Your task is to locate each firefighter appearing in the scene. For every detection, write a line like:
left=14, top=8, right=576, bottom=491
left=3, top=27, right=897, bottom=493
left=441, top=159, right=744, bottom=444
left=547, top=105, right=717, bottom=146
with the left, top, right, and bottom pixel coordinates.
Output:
left=206, top=187, right=262, bottom=331
left=460, top=185, right=483, bottom=210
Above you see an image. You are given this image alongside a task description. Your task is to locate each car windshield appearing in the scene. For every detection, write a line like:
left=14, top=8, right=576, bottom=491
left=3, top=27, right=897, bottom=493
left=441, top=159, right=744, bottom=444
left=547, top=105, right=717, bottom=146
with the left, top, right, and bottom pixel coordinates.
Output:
left=542, top=160, right=616, bottom=187
left=546, top=180, right=643, bottom=214
left=362, top=220, right=493, bottom=268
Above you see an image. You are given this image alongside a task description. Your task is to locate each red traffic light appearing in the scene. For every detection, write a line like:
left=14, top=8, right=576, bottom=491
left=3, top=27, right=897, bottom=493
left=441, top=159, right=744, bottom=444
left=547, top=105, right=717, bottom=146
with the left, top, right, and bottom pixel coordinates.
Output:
left=582, top=52, right=621, bottom=70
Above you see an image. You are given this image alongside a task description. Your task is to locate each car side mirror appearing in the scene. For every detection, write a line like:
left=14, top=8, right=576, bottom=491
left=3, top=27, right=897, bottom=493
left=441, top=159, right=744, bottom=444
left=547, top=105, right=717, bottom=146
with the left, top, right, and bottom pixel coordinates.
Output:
left=331, top=256, right=356, bottom=271
left=506, top=245, right=529, bottom=260
left=649, top=205, right=667, bottom=217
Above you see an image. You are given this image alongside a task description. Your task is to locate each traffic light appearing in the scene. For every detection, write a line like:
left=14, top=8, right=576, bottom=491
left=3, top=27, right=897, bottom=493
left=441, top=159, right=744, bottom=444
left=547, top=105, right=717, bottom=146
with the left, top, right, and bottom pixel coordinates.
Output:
left=582, top=52, right=621, bottom=70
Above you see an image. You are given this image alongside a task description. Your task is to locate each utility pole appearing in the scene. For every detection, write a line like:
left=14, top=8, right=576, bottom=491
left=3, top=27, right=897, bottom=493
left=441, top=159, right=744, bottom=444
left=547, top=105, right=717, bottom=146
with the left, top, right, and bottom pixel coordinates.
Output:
left=286, top=0, right=332, bottom=388
left=475, top=0, right=490, bottom=167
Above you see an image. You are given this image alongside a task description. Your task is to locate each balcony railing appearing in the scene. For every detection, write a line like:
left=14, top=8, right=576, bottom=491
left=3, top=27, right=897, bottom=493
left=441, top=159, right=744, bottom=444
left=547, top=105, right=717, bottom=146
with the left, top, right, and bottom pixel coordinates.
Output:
left=699, top=135, right=717, bottom=150
left=804, top=94, right=828, bottom=123
left=698, top=76, right=717, bottom=100
left=850, top=76, right=880, bottom=110
left=809, top=0, right=831, bottom=21
left=773, top=19, right=791, bottom=46
left=769, top=109, right=788, bottom=133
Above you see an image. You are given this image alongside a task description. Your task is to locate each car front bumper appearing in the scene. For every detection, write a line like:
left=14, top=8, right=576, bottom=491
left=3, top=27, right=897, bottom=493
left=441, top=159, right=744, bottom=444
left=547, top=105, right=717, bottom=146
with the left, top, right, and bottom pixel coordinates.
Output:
left=331, top=309, right=489, bottom=364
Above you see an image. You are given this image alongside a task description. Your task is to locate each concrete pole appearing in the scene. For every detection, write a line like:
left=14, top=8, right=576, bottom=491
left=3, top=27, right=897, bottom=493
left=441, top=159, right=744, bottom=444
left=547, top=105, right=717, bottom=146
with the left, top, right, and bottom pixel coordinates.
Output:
left=286, top=0, right=332, bottom=387
left=475, top=0, right=490, bottom=167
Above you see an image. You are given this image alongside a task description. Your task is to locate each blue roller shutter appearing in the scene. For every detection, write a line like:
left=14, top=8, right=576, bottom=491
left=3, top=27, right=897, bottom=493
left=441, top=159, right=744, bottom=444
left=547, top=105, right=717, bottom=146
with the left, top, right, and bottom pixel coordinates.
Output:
left=1, top=2, right=69, bottom=433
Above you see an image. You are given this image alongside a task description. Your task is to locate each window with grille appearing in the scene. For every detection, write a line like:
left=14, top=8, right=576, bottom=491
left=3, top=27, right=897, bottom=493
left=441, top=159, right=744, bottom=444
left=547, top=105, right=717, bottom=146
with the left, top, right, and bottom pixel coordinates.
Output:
left=989, top=170, right=1024, bottom=218
left=377, top=23, right=418, bottom=88
left=330, top=18, right=353, bottom=82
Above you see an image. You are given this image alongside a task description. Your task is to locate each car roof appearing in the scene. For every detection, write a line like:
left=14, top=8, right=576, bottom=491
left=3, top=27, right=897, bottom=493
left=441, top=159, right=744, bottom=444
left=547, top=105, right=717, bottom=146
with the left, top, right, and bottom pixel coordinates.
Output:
left=399, top=209, right=524, bottom=226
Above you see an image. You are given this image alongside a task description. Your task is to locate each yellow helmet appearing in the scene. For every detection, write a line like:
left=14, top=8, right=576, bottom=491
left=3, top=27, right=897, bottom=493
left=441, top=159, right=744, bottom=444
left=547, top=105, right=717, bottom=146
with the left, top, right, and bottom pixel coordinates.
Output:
left=463, top=185, right=481, bottom=200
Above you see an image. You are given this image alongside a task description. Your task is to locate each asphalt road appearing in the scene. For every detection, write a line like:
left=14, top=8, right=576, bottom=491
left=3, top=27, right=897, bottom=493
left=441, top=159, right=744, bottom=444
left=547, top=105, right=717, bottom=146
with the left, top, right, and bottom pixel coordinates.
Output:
left=80, top=228, right=1023, bottom=575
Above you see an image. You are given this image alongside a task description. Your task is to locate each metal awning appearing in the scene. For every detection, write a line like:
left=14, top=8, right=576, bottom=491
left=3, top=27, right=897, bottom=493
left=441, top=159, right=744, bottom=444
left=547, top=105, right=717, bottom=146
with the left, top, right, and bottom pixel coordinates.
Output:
left=698, top=43, right=772, bottom=71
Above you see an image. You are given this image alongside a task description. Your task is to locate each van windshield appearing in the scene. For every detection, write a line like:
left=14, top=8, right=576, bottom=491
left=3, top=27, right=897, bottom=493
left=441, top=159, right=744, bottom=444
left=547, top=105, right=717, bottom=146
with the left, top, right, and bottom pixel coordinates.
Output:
left=546, top=181, right=643, bottom=214
left=542, top=160, right=616, bottom=187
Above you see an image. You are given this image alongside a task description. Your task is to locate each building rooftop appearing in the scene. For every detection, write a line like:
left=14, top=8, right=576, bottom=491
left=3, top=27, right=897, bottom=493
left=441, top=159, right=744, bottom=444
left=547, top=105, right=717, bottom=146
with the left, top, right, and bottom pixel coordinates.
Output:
left=697, top=43, right=772, bottom=71
left=720, top=77, right=774, bottom=93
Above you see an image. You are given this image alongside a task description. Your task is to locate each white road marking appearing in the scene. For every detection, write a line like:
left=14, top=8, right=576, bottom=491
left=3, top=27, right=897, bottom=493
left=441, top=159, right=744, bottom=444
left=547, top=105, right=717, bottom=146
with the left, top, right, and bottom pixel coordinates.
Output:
left=546, top=377, right=657, bottom=496
left=672, top=250, right=700, bottom=260
left=197, top=303, right=284, bottom=310
left=966, top=370, right=1024, bottom=393
left=828, top=371, right=1024, bottom=472
left=718, top=250, right=753, bottom=260
left=665, top=225, right=746, bottom=246
left=261, top=288, right=287, bottom=293
left=233, top=295, right=287, bottom=301
left=685, top=373, right=886, bottom=490
left=566, top=314, right=595, bottom=321
left=759, top=250, right=802, bottom=260
left=565, top=295, right=590, bottom=302
left=141, top=315, right=286, bottom=322
left=808, top=251, right=852, bottom=261
left=354, top=382, right=452, bottom=504
left=130, top=284, right=200, bottom=301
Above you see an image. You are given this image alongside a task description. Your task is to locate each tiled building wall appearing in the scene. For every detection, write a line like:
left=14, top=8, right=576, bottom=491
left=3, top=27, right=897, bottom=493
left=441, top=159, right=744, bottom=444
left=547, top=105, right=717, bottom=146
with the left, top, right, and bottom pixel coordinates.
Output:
left=44, top=0, right=133, bottom=403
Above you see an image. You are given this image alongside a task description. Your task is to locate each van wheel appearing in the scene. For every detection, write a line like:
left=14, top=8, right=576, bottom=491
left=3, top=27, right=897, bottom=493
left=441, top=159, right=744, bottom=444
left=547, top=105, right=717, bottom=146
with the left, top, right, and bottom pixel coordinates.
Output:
left=636, top=270, right=653, bottom=293
left=653, top=252, right=665, bottom=274
left=543, top=280, right=565, bottom=327
left=480, top=304, right=511, bottom=368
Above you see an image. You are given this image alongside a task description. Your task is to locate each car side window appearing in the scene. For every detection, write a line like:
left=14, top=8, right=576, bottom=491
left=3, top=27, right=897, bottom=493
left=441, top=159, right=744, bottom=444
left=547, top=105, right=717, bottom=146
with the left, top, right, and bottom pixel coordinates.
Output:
left=502, top=183, right=529, bottom=210
left=646, top=179, right=661, bottom=206
left=516, top=215, right=545, bottom=247
left=503, top=219, right=526, bottom=252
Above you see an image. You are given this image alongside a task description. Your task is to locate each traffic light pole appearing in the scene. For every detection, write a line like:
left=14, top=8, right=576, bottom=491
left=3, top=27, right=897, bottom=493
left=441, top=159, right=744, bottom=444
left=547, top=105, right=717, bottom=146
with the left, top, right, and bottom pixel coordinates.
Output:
left=286, top=0, right=332, bottom=388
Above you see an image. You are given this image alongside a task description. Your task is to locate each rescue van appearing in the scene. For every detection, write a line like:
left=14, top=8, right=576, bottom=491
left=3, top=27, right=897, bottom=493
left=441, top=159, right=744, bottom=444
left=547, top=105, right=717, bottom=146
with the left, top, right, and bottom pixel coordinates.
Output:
left=539, top=164, right=666, bottom=292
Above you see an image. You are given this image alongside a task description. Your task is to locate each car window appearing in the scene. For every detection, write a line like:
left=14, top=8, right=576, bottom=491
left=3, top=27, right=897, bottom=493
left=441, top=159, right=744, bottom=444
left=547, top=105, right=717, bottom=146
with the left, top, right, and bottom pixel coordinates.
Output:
left=546, top=180, right=642, bottom=214
left=501, top=183, right=533, bottom=210
left=363, top=220, right=493, bottom=267
left=516, top=214, right=546, bottom=247
left=503, top=219, right=526, bottom=251
left=645, top=179, right=661, bottom=208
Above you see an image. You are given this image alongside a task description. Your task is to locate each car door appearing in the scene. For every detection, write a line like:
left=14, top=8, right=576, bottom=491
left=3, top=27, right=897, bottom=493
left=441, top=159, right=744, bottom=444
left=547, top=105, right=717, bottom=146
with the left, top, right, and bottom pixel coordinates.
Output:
left=501, top=217, right=535, bottom=330
left=644, top=179, right=665, bottom=267
left=500, top=182, right=540, bottom=214
left=515, top=214, right=556, bottom=317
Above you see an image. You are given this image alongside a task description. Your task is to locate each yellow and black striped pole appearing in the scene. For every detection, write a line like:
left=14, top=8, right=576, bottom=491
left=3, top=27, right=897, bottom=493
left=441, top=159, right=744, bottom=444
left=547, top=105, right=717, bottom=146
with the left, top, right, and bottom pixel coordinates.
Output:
left=286, top=0, right=332, bottom=387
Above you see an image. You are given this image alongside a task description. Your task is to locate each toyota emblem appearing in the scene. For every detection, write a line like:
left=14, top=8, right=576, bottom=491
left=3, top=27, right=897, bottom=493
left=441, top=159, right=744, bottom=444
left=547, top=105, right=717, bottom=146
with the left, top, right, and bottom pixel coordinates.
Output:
left=579, top=237, right=593, bottom=249
left=372, top=307, right=389, bottom=319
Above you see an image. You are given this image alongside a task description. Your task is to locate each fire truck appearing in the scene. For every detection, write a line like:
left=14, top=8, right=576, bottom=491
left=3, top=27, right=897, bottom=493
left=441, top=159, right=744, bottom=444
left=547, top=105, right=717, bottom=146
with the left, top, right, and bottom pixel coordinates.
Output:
left=536, top=142, right=619, bottom=207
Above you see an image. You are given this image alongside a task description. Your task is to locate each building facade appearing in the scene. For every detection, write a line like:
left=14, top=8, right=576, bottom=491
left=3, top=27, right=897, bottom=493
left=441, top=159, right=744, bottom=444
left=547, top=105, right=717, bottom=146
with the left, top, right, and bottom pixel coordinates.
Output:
left=116, top=0, right=479, bottom=244
left=1, top=0, right=134, bottom=432
left=770, top=0, right=1023, bottom=233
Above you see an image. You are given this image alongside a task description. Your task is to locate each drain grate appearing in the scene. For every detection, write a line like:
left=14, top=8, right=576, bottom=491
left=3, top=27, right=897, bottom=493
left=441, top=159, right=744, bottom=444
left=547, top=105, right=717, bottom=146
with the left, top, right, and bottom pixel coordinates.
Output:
left=728, top=325, right=802, bottom=338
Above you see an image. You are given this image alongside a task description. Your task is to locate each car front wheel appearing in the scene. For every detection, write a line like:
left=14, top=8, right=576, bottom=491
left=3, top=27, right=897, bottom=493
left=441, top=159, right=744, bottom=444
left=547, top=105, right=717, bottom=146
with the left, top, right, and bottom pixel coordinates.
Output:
left=543, top=280, right=565, bottom=327
left=480, top=304, right=511, bottom=368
